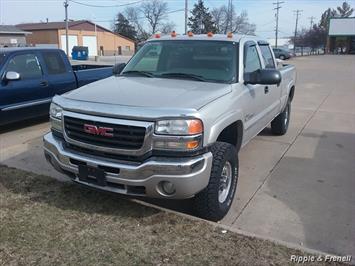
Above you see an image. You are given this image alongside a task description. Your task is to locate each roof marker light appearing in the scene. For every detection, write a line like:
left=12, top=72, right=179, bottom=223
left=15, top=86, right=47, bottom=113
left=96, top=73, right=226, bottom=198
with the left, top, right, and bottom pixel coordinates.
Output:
left=188, top=31, right=193, bottom=37
left=227, top=32, right=233, bottom=38
left=155, top=33, right=161, bottom=38
left=171, top=31, right=177, bottom=37
left=207, top=32, right=213, bottom=37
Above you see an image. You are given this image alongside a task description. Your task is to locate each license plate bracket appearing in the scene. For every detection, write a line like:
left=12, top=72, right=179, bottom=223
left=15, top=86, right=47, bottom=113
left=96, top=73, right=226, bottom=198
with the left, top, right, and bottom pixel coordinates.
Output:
left=78, top=165, right=107, bottom=187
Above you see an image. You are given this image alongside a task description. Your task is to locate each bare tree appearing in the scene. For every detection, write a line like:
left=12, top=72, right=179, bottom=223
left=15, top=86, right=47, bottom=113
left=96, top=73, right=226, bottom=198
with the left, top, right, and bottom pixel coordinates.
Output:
left=211, top=6, right=227, bottom=33
left=141, top=0, right=168, bottom=34
left=232, top=11, right=256, bottom=35
left=212, top=3, right=255, bottom=35
left=160, top=21, right=176, bottom=34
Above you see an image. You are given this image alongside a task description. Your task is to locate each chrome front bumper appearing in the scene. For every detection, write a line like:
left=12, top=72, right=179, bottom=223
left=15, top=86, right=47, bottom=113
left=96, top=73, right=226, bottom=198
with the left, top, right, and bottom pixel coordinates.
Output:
left=43, top=132, right=213, bottom=199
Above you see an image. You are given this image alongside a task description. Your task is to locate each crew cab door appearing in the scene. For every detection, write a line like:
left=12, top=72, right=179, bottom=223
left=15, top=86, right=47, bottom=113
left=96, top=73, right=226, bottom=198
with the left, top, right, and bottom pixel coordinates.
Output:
left=258, top=42, right=282, bottom=121
left=240, top=41, right=268, bottom=140
left=39, top=50, right=76, bottom=96
left=0, top=51, right=50, bottom=125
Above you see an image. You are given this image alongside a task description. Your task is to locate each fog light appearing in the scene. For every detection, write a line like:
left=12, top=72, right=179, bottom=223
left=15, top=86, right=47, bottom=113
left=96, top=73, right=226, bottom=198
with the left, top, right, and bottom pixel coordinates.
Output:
left=160, top=181, right=176, bottom=195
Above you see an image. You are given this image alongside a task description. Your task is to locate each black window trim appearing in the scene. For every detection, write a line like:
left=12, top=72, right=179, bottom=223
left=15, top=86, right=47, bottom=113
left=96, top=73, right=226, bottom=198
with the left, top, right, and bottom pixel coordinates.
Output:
left=258, top=43, right=276, bottom=69
left=243, top=41, right=262, bottom=74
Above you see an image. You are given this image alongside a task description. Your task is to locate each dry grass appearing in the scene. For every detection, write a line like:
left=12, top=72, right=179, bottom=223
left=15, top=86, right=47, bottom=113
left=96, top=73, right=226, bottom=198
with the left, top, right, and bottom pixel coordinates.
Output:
left=0, top=165, right=344, bottom=266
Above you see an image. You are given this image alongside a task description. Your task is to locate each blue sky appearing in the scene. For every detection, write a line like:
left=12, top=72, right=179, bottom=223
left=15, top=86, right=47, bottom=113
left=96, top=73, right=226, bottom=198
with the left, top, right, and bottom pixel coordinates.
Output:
left=0, top=0, right=351, bottom=38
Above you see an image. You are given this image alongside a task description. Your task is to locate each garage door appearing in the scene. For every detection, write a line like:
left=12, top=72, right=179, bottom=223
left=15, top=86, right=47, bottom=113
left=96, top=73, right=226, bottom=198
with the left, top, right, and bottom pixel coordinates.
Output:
left=83, top=36, right=97, bottom=56
left=61, top=35, right=78, bottom=55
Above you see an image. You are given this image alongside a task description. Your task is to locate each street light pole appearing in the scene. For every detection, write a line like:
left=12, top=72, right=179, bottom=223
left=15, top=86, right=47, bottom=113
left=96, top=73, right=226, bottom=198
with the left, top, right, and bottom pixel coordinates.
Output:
left=64, top=0, right=69, bottom=56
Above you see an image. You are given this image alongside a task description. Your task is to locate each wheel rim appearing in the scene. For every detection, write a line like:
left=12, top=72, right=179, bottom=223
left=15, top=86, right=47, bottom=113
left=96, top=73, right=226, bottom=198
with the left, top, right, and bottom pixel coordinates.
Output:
left=284, top=104, right=289, bottom=127
left=218, top=161, right=232, bottom=203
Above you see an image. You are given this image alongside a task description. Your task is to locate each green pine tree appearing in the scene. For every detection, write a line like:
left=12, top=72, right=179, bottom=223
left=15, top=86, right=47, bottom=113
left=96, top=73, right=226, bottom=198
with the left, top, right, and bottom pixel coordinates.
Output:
left=114, top=13, right=137, bottom=40
left=188, top=0, right=217, bottom=34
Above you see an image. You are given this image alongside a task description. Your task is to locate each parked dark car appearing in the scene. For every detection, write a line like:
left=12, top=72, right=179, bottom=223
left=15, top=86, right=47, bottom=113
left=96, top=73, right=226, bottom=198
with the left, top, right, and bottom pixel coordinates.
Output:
left=272, top=48, right=292, bottom=60
left=0, top=48, right=113, bottom=126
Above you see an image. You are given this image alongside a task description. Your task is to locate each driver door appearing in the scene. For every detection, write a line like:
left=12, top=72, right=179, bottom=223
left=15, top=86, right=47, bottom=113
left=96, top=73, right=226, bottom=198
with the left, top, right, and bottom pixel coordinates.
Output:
left=0, top=52, right=50, bottom=125
left=241, top=41, right=267, bottom=141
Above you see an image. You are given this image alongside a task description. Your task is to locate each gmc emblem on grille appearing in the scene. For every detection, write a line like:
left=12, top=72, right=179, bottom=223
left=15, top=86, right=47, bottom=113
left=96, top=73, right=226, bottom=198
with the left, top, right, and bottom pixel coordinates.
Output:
left=83, top=124, right=114, bottom=137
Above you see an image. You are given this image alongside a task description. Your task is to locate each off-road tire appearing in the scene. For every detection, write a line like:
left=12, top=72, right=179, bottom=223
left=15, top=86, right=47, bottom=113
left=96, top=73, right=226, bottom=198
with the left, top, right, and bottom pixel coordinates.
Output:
left=193, top=142, right=238, bottom=221
left=271, top=100, right=291, bottom=135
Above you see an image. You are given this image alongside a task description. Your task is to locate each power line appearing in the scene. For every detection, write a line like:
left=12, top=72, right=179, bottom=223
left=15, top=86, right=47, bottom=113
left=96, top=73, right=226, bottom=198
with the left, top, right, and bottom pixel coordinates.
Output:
left=273, top=0, right=284, bottom=48
left=69, top=0, right=144, bottom=8
left=293, top=9, right=303, bottom=53
left=83, top=8, right=184, bottom=23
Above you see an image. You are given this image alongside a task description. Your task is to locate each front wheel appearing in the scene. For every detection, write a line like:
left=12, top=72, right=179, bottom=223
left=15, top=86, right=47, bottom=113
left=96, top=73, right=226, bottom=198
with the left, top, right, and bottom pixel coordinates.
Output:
left=271, top=100, right=291, bottom=135
left=279, top=55, right=286, bottom=60
left=193, top=142, right=238, bottom=221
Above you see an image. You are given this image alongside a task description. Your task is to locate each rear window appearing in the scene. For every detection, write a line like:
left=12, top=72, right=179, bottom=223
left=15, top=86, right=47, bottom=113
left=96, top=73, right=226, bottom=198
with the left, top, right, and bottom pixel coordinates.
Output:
left=43, top=51, right=66, bottom=74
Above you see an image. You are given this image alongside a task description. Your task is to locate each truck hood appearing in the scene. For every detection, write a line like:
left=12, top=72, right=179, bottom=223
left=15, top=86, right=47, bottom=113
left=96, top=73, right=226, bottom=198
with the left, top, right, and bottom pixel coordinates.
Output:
left=64, top=76, right=231, bottom=110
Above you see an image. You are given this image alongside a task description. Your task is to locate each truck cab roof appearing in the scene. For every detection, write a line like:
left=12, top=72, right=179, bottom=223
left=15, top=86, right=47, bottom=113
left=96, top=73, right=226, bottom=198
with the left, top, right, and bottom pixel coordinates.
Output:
left=0, top=47, right=62, bottom=54
left=146, top=33, right=263, bottom=43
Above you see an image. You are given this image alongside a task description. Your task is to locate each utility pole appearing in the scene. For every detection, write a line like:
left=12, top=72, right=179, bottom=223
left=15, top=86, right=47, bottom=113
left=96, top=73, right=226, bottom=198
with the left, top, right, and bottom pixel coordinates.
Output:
left=308, top=16, right=315, bottom=29
left=273, top=1, right=284, bottom=48
left=185, top=0, right=188, bottom=34
left=226, top=0, right=233, bottom=33
left=293, top=9, right=302, bottom=53
left=64, top=0, right=69, bottom=56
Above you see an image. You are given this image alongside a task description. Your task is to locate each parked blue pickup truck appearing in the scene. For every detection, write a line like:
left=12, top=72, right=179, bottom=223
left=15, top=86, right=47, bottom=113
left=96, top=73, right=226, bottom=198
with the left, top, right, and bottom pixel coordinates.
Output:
left=0, top=48, right=113, bottom=126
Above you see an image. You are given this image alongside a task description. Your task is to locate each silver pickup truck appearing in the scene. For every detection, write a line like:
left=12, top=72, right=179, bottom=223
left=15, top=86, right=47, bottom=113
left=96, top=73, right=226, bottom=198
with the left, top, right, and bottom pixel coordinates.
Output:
left=44, top=33, right=296, bottom=221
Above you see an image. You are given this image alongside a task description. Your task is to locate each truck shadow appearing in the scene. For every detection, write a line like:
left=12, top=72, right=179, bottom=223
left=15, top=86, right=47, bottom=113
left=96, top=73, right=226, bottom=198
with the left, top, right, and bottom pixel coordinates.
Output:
left=0, top=165, right=159, bottom=219
left=0, top=116, right=48, bottom=134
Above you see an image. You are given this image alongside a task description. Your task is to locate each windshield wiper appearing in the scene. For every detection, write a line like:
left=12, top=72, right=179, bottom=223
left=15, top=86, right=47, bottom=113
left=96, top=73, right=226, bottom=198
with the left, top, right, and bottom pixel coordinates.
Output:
left=159, top=72, right=207, bottom=82
left=121, top=70, right=155, bottom=78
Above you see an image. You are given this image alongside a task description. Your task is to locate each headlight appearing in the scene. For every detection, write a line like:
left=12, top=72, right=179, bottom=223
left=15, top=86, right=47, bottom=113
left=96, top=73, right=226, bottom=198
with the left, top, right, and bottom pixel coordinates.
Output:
left=49, top=103, right=63, bottom=133
left=154, top=119, right=203, bottom=151
left=50, top=103, right=63, bottom=120
left=155, top=119, right=203, bottom=135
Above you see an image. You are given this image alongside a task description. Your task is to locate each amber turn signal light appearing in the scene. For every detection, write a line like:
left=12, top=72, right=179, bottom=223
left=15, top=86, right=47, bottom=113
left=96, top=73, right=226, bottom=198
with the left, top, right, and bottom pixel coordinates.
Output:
left=188, top=120, right=203, bottom=135
left=186, top=140, right=199, bottom=150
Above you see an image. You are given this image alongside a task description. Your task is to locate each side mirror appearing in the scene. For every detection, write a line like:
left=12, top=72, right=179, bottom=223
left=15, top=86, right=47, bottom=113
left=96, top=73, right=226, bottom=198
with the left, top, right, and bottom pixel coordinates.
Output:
left=244, top=69, right=281, bottom=85
left=5, top=71, right=20, bottom=81
left=113, top=63, right=126, bottom=75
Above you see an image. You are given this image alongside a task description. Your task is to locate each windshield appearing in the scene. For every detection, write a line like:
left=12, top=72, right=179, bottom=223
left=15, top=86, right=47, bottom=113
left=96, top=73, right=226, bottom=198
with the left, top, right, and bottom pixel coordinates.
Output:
left=123, top=40, right=237, bottom=83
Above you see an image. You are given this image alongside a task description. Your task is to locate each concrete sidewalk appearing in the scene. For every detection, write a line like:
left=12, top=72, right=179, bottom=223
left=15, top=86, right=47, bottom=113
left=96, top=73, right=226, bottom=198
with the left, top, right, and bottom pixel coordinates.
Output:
left=223, top=55, right=355, bottom=259
left=1, top=55, right=354, bottom=259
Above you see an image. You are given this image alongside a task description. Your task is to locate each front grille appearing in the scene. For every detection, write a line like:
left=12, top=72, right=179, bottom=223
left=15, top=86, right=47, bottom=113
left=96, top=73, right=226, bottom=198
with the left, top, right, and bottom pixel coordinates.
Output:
left=64, top=116, right=146, bottom=150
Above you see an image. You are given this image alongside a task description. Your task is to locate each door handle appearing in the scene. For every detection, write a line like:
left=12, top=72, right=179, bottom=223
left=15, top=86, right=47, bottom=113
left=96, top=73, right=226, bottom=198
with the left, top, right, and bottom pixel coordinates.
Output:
left=40, top=81, right=48, bottom=87
left=264, top=86, right=269, bottom=94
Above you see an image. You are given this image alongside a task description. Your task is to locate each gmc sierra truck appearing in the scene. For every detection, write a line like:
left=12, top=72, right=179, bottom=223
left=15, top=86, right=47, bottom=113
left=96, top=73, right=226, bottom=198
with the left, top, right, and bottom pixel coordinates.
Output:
left=43, top=33, right=296, bottom=221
